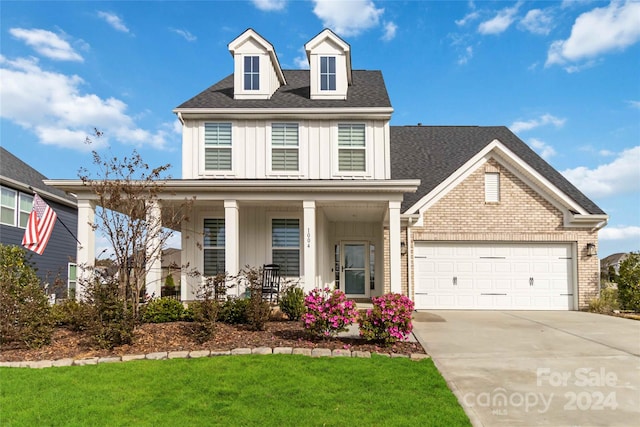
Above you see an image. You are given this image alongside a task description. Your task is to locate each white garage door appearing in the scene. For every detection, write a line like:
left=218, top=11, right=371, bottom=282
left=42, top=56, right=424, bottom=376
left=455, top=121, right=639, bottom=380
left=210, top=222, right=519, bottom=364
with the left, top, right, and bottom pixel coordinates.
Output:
left=414, top=242, right=574, bottom=310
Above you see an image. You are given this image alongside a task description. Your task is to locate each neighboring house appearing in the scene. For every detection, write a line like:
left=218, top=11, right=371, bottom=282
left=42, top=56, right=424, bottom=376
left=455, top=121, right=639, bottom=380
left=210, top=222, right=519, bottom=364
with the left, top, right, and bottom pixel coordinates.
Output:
left=161, top=248, right=181, bottom=291
left=47, top=29, right=607, bottom=310
left=0, top=147, right=78, bottom=298
left=600, top=253, right=629, bottom=279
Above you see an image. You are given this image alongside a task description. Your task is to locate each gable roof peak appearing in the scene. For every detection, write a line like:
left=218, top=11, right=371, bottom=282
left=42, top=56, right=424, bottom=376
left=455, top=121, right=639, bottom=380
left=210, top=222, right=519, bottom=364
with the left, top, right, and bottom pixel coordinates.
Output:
left=228, top=28, right=286, bottom=86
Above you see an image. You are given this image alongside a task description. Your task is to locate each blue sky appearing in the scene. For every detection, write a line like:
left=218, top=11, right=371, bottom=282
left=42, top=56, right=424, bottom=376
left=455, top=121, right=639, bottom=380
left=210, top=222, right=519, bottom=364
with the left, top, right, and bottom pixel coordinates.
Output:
left=1, top=0, right=639, bottom=257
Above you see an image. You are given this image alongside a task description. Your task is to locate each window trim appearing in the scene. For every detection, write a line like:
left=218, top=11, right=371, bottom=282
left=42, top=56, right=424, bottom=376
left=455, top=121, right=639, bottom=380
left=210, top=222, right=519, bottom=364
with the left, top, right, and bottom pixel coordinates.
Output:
left=268, top=214, right=302, bottom=278
left=18, top=193, right=34, bottom=228
left=267, top=122, right=306, bottom=177
left=201, top=122, right=235, bottom=177
left=203, top=217, right=226, bottom=277
left=332, top=122, right=370, bottom=177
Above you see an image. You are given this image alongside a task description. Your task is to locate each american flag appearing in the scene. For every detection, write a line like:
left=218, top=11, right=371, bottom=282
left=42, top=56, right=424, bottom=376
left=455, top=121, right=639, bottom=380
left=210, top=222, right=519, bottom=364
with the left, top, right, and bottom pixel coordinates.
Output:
left=22, top=193, right=57, bottom=255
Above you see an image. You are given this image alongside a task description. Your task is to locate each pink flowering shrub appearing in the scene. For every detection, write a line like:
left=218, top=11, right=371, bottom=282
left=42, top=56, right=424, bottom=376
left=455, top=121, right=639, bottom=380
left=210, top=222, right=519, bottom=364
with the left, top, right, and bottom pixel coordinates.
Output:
left=359, top=293, right=414, bottom=345
left=302, top=287, right=358, bottom=338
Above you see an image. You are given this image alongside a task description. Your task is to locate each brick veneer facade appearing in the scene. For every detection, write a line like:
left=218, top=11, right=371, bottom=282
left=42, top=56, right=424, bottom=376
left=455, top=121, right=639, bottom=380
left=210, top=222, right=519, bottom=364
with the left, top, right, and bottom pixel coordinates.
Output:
left=384, top=158, right=600, bottom=309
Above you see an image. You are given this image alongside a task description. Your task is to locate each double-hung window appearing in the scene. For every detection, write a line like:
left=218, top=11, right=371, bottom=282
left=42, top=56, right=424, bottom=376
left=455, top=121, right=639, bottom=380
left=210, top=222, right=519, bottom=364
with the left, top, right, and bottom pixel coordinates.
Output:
left=320, top=56, right=336, bottom=91
left=0, top=186, right=17, bottom=226
left=271, top=123, right=299, bottom=172
left=272, top=218, right=300, bottom=277
left=18, top=193, right=33, bottom=228
left=338, top=124, right=366, bottom=172
left=244, top=56, right=260, bottom=90
left=203, top=219, right=225, bottom=276
left=204, top=123, right=232, bottom=171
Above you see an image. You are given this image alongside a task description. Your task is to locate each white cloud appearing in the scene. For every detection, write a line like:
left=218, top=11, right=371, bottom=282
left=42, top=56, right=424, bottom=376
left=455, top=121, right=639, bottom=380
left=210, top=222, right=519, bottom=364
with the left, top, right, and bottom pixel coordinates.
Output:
left=9, top=28, right=83, bottom=62
left=97, top=11, right=130, bottom=33
left=382, top=21, right=397, bottom=41
left=600, top=226, right=640, bottom=240
left=293, top=47, right=309, bottom=69
left=627, top=100, right=640, bottom=109
left=457, top=46, right=473, bottom=65
left=312, top=0, right=384, bottom=36
left=510, top=113, right=566, bottom=133
left=546, top=1, right=640, bottom=68
left=456, top=11, right=480, bottom=27
left=529, top=138, right=557, bottom=159
left=599, top=149, right=616, bottom=157
left=562, top=146, right=640, bottom=198
left=478, top=1, right=522, bottom=35
left=519, top=8, right=553, bottom=35
left=0, top=56, right=170, bottom=151
left=170, top=28, right=197, bottom=42
left=251, top=0, right=286, bottom=11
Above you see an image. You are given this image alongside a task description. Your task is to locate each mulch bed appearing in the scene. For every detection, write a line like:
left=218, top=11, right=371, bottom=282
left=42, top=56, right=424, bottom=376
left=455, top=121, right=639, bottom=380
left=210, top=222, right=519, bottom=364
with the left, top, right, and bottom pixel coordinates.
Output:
left=0, top=321, right=425, bottom=362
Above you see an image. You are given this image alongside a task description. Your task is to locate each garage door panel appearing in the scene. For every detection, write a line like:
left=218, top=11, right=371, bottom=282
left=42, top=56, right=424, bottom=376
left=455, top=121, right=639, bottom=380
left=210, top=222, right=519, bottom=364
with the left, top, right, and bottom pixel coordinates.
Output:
left=414, top=242, right=574, bottom=310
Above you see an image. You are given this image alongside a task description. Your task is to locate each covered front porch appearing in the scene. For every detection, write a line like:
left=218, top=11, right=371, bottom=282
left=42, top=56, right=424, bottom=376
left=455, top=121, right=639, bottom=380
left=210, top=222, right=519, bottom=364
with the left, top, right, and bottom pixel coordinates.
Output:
left=48, top=179, right=418, bottom=301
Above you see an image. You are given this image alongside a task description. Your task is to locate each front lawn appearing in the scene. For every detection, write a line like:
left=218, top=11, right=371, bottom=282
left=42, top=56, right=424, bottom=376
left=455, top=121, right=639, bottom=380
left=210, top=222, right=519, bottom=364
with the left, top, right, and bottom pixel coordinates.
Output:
left=1, top=355, right=470, bottom=426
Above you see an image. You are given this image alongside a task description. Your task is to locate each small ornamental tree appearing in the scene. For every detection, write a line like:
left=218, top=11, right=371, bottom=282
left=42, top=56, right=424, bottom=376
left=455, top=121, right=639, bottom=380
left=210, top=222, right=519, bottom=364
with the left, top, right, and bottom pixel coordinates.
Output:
left=301, top=287, right=358, bottom=338
left=78, top=134, right=193, bottom=319
left=359, top=293, right=414, bottom=345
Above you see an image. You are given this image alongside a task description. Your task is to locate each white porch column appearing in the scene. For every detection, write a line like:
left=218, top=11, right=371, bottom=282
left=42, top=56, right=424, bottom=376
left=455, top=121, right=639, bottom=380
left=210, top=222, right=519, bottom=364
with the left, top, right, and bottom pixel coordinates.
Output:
left=303, top=200, right=316, bottom=292
left=224, top=200, right=240, bottom=295
left=145, top=200, right=163, bottom=299
left=76, top=199, right=95, bottom=301
left=389, top=201, right=402, bottom=293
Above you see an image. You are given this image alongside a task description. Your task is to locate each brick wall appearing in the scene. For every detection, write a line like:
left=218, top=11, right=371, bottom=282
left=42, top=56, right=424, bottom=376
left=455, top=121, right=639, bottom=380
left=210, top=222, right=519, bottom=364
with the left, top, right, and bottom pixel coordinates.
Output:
left=399, top=158, right=599, bottom=309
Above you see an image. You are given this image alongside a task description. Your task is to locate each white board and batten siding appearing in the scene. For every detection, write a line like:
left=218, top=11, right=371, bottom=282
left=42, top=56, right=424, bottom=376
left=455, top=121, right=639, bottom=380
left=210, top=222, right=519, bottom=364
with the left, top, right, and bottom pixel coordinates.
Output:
left=413, top=242, right=575, bottom=310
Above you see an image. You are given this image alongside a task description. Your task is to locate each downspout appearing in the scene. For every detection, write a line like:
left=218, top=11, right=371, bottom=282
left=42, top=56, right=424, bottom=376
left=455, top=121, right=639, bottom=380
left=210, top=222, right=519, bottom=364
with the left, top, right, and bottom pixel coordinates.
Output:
left=176, top=112, right=185, bottom=125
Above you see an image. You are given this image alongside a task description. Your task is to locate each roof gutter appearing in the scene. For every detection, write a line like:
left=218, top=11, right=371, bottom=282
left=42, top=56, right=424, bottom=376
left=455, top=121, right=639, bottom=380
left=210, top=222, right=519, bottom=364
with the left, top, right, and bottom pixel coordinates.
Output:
left=0, top=175, right=77, bottom=208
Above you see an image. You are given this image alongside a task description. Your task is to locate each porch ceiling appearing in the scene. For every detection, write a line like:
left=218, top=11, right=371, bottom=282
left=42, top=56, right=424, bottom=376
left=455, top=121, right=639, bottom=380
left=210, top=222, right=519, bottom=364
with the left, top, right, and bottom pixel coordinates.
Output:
left=320, top=202, right=387, bottom=222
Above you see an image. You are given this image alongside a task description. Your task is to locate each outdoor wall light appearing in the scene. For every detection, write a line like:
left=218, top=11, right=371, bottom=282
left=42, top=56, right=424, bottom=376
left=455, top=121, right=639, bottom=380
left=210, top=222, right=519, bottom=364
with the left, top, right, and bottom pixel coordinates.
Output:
left=586, top=243, right=597, bottom=257
left=400, top=241, right=407, bottom=255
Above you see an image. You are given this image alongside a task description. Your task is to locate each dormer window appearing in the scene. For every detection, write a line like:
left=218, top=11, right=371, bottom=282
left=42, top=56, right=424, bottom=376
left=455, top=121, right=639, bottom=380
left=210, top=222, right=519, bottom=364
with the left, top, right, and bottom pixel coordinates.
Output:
left=244, top=56, right=260, bottom=90
left=320, top=56, right=336, bottom=91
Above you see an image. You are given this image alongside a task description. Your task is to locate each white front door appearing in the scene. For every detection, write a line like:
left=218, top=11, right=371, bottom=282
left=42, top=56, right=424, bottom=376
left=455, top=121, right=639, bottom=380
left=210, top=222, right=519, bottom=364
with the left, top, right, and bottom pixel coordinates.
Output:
left=340, top=241, right=370, bottom=298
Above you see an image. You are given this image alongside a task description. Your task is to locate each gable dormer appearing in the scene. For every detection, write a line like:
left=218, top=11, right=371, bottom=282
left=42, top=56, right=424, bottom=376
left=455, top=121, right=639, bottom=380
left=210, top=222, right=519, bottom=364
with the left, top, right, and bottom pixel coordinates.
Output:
left=305, top=29, right=352, bottom=100
left=228, top=29, right=286, bottom=100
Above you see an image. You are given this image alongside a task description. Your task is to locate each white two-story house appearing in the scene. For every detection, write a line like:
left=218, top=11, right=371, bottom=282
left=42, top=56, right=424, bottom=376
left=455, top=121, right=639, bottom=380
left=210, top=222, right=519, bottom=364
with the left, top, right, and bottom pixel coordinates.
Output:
left=49, top=29, right=607, bottom=310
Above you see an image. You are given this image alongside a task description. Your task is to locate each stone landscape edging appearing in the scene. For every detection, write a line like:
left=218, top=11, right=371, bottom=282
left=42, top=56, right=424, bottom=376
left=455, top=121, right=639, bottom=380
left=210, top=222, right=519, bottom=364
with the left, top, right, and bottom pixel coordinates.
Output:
left=0, top=348, right=430, bottom=368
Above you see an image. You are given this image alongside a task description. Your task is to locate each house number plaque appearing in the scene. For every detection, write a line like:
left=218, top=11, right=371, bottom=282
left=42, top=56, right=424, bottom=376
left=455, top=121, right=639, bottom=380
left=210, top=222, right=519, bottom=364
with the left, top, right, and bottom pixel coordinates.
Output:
left=307, top=228, right=311, bottom=248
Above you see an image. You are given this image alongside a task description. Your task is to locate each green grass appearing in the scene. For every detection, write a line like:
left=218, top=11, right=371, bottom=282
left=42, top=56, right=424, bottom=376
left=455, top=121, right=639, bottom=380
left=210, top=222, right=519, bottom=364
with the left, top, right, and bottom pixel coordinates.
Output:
left=1, top=355, right=470, bottom=427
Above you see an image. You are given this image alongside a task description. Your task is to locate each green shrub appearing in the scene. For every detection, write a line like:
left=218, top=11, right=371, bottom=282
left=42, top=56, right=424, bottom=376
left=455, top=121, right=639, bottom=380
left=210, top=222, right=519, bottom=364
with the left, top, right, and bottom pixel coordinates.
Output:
left=51, top=299, right=93, bottom=332
left=241, top=267, right=271, bottom=331
left=0, top=244, right=53, bottom=348
left=142, top=297, right=184, bottom=323
left=83, top=280, right=134, bottom=349
left=184, top=300, right=219, bottom=343
left=219, top=298, right=250, bottom=324
left=359, top=293, right=414, bottom=345
left=279, top=286, right=305, bottom=321
left=616, top=252, right=640, bottom=312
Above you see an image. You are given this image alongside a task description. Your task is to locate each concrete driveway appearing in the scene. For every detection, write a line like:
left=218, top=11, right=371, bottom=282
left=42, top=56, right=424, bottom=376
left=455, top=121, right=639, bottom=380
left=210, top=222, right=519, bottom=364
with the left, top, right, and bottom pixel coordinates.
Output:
left=412, top=311, right=640, bottom=427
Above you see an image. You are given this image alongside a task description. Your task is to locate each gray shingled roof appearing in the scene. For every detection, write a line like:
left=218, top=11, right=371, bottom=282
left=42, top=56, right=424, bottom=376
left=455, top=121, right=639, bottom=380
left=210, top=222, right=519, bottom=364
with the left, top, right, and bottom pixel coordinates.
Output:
left=176, top=70, right=391, bottom=109
left=390, top=126, right=605, bottom=215
left=0, top=147, right=74, bottom=202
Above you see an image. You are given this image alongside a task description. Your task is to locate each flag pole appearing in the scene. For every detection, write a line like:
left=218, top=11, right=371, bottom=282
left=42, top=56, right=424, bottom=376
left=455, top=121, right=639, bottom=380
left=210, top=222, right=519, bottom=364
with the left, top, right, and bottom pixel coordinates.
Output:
left=29, top=186, right=82, bottom=246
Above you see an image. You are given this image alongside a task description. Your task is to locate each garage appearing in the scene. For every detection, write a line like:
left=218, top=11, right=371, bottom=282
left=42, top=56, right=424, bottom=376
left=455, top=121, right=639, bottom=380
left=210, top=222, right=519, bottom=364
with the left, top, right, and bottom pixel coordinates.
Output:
left=413, top=242, right=575, bottom=310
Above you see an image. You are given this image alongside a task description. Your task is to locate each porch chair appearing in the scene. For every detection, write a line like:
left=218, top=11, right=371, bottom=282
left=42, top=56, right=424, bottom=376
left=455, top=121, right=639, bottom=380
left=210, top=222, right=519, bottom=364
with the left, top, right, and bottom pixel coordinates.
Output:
left=262, top=264, right=281, bottom=303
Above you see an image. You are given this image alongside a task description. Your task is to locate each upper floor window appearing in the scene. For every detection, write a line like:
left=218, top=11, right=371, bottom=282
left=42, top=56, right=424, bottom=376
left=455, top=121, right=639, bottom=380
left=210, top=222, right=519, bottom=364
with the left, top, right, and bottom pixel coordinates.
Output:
left=485, top=172, right=500, bottom=203
left=0, top=186, right=33, bottom=227
left=272, top=218, right=300, bottom=277
left=204, top=123, right=232, bottom=171
left=338, top=124, right=366, bottom=172
left=271, top=123, right=299, bottom=171
left=203, top=218, right=225, bottom=276
left=244, top=56, right=260, bottom=90
left=320, top=56, right=336, bottom=91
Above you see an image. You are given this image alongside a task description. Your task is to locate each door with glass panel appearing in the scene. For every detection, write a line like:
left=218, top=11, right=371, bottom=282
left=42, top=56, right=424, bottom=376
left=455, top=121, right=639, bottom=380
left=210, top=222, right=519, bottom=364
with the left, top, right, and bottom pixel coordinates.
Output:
left=340, top=242, right=369, bottom=297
